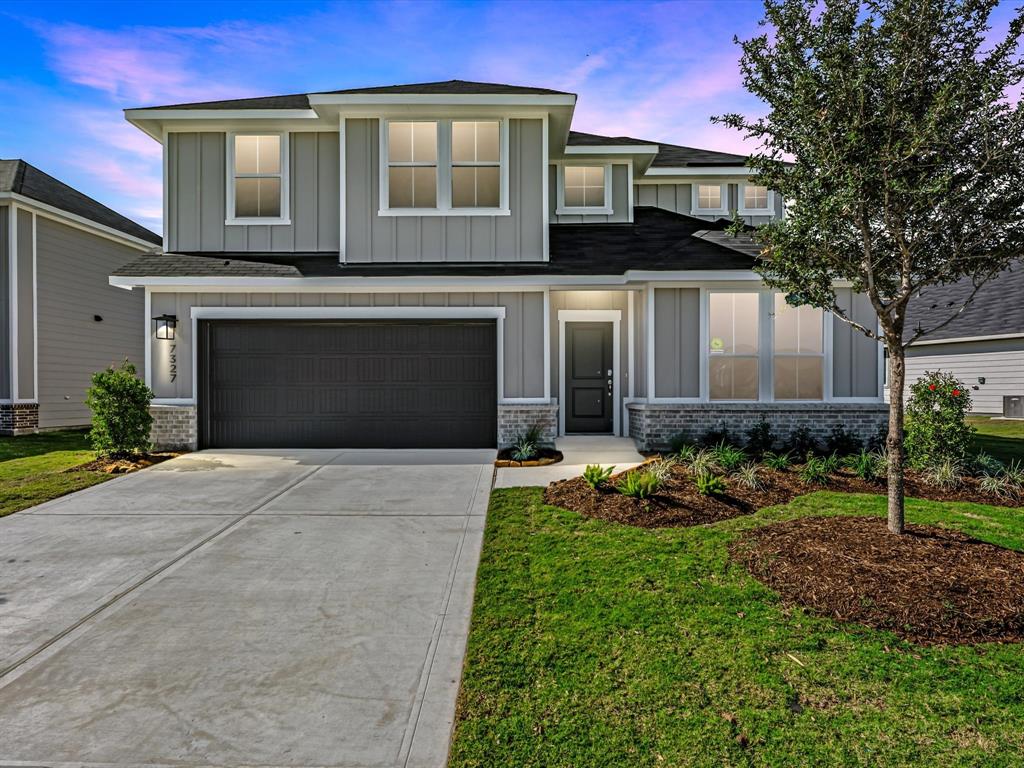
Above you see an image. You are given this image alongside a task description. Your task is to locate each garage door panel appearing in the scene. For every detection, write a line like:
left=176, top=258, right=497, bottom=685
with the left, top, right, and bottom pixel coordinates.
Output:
left=199, top=320, right=497, bottom=448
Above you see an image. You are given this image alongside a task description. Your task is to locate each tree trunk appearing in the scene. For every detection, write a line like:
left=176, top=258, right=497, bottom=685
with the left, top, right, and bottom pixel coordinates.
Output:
left=886, top=342, right=907, bottom=534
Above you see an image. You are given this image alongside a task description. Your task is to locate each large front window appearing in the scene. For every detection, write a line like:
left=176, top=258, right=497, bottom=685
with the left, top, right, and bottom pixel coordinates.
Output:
left=387, top=121, right=438, bottom=209
left=709, top=292, right=760, bottom=400
left=773, top=295, right=824, bottom=399
left=230, top=134, right=285, bottom=221
left=451, top=120, right=500, bottom=208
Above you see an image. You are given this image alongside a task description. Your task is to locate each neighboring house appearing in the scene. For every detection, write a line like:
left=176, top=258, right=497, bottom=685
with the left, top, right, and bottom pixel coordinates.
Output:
left=110, top=80, right=886, bottom=451
left=899, top=265, right=1024, bottom=417
left=0, top=160, right=161, bottom=434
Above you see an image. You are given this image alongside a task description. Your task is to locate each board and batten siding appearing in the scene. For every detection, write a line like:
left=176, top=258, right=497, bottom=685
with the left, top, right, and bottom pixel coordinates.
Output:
left=36, top=218, right=145, bottom=428
left=548, top=164, right=631, bottom=224
left=15, top=208, right=35, bottom=400
left=653, top=287, right=701, bottom=398
left=832, top=288, right=881, bottom=398
left=634, top=182, right=784, bottom=225
left=167, top=132, right=340, bottom=253
left=902, top=338, right=1024, bottom=414
left=344, top=118, right=545, bottom=262
left=149, top=291, right=546, bottom=401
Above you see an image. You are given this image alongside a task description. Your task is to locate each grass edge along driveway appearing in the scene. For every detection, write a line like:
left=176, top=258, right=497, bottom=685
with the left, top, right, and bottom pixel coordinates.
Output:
left=0, top=430, right=106, bottom=517
left=450, top=487, right=1024, bottom=768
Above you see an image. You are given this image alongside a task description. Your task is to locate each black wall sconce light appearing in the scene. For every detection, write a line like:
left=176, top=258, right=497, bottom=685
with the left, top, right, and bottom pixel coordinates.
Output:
left=153, top=314, right=177, bottom=340
left=978, top=376, right=986, bottom=385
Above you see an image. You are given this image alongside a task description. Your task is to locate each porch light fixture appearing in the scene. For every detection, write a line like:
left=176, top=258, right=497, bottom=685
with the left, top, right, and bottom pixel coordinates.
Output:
left=153, top=314, right=177, bottom=340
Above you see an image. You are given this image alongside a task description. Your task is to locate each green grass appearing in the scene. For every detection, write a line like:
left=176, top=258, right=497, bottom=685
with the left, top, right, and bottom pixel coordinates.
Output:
left=969, top=415, right=1024, bottom=463
left=450, top=488, right=1024, bottom=767
left=0, top=430, right=108, bottom=517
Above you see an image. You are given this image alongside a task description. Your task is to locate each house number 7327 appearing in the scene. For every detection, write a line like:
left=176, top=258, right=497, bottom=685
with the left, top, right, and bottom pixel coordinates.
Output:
left=168, top=343, right=177, bottom=383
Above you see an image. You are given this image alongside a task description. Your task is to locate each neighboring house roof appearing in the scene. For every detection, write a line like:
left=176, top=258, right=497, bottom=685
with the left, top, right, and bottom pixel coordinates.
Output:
left=140, top=80, right=573, bottom=111
left=0, top=159, right=161, bottom=245
left=566, top=129, right=749, bottom=169
left=566, top=131, right=658, bottom=147
left=905, top=264, right=1024, bottom=343
left=112, top=207, right=756, bottom=279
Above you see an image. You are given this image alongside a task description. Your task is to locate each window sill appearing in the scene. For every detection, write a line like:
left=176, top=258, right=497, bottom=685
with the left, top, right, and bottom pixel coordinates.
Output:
left=377, top=208, right=511, bottom=217
left=738, top=208, right=772, bottom=216
left=555, top=206, right=613, bottom=216
left=225, top=217, right=291, bottom=226
left=693, top=208, right=729, bottom=217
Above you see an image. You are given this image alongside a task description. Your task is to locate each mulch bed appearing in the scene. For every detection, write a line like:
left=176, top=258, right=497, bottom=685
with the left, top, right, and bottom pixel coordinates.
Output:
left=730, top=515, right=1024, bottom=645
left=495, top=448, right=563, bottom=468
left=72, top=453, right=179, bottom=474
left=544, top=464, right=1022, bottom=530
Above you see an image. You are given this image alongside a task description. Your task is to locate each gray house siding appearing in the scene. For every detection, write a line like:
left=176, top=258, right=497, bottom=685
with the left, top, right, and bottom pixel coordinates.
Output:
left=903, top=337, right=1024, bottom=414
left=832, top=288, right=880, bottom=398
left=0, top=206, right=9, bottom=400
left=548, top=164, right=631, bottom=223
left=36, top=218, right=145, bottom=428
left=653, top=287, right=700, bottom=398
left=167, top=131, right=340, bottom=253
left=344, top=118, right=545, bottom=262
left=16, top=208, right=34, bottom=400
left=634, top=182, right=783, bottom=224
left=548, top=290, right=632, bottom=404
left=149, top=291, right=546, bottom=401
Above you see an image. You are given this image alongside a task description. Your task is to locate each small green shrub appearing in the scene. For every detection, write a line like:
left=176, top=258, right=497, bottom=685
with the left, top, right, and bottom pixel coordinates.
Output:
left=687, top=448, right=720, bottom=475
left=820, top=452, right=842, bottom=475
left=786, top=426, right=819, bottom=458
left=979, top=473, right=1014, bottom=499
left=710, top=440, right=747, bottom=472
left=745, top=418, right=776, bottom=456
left=582, top=464, right=615, bottom=489
left=826, top=424, right=862, bottom=456
left=1004, top=459, right=1024, bottom=487
left=762, top=450, right=792, bottom=471
left=925, top=458, right=963, bottom=489
left=616, top=470, right=661, bottom=499
left=905, top=371, right=975, bottom=469
left=694, top=471, right=727, bottom=496
left=674, top=443, right=697, bottom=462
left=522, top=423, right=545, bottom=445
left=85, top=360, right=154, bottom=458
left=844, top=449, right=883, bottom=481
left=799, top=456, right=830, bottom=485
left=973, top=450, right=1005, bottom=477
left=733, top=462, right=764, bottom=490
left=511, top=435, right=537, bottom=462
left=649, top=457, right=677, bottom=482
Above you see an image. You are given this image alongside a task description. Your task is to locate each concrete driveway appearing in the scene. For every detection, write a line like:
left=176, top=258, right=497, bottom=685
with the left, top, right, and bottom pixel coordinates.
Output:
left=0, top=448, right=494, bottom=768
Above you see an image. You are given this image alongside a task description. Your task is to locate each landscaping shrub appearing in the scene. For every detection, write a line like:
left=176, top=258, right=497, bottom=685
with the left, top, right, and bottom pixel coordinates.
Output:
left=1004, top=459, right=1024, bottom=487
left=649, top=457, right=677, bottom=482
left=762, top=450, right=792, bottom=471
left=825, top=424, right=861, bottom=456
left=674, top=443, right=697, bottom=462
left=85, top=360, right=154, bottom=458
left=820, top=452, right=842, bottom=475
left=980, top=473, right=1015, bottom=500
left=799, top=456, right=830, bottom=485
left=905, top=371, right=975, bottom=469
left=785, top=426, right=819, bottom=458
left=745, top=417, right=776, bottom=456
left=709, top=440, right=746, bottom=472
left=925, top=458, right=964, bottom=489
left=616, top=470, right=660, bottom=499
left=511, top=434, right=538, bottom=462
left=733, top=462, right=764, bottom=490
left=686, top=448, right=720, bottom=475
left=972, top=450, right=1004, bottom=477
left=844, top=449, right=883, bottom=481
left=582, top=464, right=614, bottom=490
left=694, top=471, right=727, bottom=496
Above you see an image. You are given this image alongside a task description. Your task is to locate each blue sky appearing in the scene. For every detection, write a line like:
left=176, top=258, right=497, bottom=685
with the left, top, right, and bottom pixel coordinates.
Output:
left=2, top=0, right=1017, bottom=236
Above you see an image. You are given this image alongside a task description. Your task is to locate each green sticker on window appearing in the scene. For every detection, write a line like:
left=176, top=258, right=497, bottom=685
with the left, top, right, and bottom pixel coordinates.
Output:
left=710, top=337, right=725, bottom=352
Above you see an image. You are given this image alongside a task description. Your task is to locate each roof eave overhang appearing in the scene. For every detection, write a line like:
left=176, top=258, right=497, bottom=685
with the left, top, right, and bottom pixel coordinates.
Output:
left=643, top=165, right=755, bottom=178
left=124, top=108, right=321, bottom=141
left=562, top=144, right=659, bottom=174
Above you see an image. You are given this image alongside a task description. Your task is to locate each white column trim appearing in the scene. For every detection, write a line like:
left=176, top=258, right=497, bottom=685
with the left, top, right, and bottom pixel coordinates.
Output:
left=338, top=116, right=347, bottom=263
left=9, top=203, right=18, bottom=402
left=144, top=287, right=152, bottom=388
left=31, top=212, right=38, bottom=401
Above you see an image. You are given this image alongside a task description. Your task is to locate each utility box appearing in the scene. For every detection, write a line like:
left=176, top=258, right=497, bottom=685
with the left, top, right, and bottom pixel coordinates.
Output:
left=1004, top=396, right=1024, bottom=419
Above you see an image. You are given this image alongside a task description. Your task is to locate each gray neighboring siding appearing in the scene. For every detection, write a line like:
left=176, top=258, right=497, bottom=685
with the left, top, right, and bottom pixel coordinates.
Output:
left=36, top=218, right=145, bottom=428
left=548, top=164, right=631, bottom=223
left=653, top=287, right=700, bottom=398
left=167, top=132, right=340, bottom=253
left=633, top=182, right=784, bottom=224
left=0, top=206, right=8, bottom=400
left=16, top=209, right=34, bottom=399
left=904, top=338, right=1024, bottom=414
left=344, top=118, right=545, bottom=262
left=149, top=291, right=546, bottom=400
left=832, top=288, right=880, bottom=398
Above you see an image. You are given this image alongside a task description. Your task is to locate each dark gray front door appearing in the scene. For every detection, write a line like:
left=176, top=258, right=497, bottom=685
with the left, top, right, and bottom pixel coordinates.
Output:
left=565, top=321, right=613, bottom=433
left=198, top=319, right=497, bottom=449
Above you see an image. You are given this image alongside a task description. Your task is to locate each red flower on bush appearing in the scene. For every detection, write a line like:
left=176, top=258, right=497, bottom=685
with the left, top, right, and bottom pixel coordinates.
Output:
left=952, top=389, right=961, bottom=396
left=929, top=384, right=936, bottom=391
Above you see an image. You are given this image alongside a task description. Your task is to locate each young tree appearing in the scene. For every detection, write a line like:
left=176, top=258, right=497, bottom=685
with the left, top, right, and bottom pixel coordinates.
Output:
left=716, top=0, right=1024, bottom=532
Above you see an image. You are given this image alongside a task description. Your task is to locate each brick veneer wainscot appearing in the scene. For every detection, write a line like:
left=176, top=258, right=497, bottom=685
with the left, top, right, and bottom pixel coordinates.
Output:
left=0, top=403, right=39, bottom=435
left=497, top=404, right=558, bottom=448
left=150, top=405, right=198, bottom=451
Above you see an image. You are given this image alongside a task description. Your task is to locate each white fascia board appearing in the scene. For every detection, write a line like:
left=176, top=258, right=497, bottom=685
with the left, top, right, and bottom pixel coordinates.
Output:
left=308, top=93, right=576, bottom=107
left=643, top=166, right=754, bottom=177
left=564, top=145, right=659, bottom=155
left=191, top=305, right=507, bottom=320
left=0, top=192, right=159, bottom=252
left=910, top=332, right=1024, bottom=346
left=125, top=108, right=319, bottom=122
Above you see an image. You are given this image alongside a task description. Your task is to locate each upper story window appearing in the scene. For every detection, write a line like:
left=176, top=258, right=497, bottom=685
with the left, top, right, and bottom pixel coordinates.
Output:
left=693, top=182, right=727, bottom=215
left=773, top=295, right=824, bottom=400
left=380, top=118, right=508, bottom=216
left=740, top=182, right=772, bottom=214
left=557, top=165, right=612, bottom=215
left=708, top=292, right=760, bottom=400
left=227, top=133, right=288, bottom=224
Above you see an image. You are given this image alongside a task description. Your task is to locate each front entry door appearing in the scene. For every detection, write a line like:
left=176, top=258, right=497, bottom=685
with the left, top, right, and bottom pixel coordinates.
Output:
left=565, top=322, right=614, bottom=433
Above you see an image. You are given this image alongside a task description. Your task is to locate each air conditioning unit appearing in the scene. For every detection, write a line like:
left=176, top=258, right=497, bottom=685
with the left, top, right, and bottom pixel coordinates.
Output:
left=1004, top=396, right=1024, bottom=419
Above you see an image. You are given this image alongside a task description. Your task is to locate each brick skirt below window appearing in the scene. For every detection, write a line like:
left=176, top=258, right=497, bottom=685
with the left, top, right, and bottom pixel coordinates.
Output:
left=0, top=403, right=39, bottom=435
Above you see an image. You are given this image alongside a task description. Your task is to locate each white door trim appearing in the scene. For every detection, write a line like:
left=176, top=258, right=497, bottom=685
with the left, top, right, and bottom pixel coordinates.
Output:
left=558, top=309, right=621, bottom=436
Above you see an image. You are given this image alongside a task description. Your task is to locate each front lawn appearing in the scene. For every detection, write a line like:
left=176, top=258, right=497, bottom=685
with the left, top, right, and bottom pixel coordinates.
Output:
left=969, top=415, right=1024, bottom=463
left=0, top=430, right=108, bottom=516
left=450, top=488, right=1024, bottom=767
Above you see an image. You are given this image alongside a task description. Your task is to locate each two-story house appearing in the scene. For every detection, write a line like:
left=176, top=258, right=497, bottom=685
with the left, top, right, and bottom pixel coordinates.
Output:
left=110, top=80, right=886, bottom=451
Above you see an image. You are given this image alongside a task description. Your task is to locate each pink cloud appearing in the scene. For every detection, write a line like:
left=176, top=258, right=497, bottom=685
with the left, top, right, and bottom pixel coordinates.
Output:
left=69, top=151, right=162, bottom=201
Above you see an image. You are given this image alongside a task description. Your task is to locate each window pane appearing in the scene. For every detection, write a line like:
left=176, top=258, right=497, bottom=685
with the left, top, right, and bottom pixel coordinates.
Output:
left=773, top=294, right=800, bottom=353
left=733, top=294, right=759, bottom=353
left=257, top=178, right=281, bottom=217
left=235, top=178, right=259, bottom=217
left=710, top=357, right=759, bottom=400
left=389, top=167, right=437, bottom=208
left=451, top=166, right=475, bottom=207
left=452, top=167, right=500, bottom=208
left=563, top=185, right=585, bottom=207
left=412, top=122, right=437, bottom=163
left=799, top=306, right=823, bottom=353
left=256, top=135, right=280, bottom=174
left=476, top=166, right=500, bottom=207
left=564, top=166, right=605, bottom=208
left=388, top=122, right=413, bottom=163
left=412, top=166, right=436, bottom=207
left=698, top=184, right=721, bottom=209
left=744, top=184, right=768, bottom=209
left=453, top=121, right=499, bottom=163
left=451, top=121, right=475, bottom=163
left=476, top=121, right=499, bottom=162
left=774, top=357, right=823, bottom=400
left=583, top=166, right=604, bottom=186
left=564, top=166, right=586, bottom=186
left=235, top=136, right=259, bottom=174
left=584, top=183, right=605, bottom=208
left=389, top=167, right=413, bottom=207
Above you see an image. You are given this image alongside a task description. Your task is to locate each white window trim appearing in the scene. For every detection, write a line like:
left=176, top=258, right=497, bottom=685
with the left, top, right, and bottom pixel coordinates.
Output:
left=691, top=181, right=729, bottom=216
left=555, top=162, right=613, bottom=215
left=378, top=118, right=510, bottom=217
left=738, top=181, right=774, bottom=216
left=225, top=131, right=290, bottom=226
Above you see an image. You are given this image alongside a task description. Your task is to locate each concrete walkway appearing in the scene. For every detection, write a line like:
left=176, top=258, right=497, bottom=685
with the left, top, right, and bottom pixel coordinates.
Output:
left=494, top=436, right=646, bottom=488
left=0, top=448, right=495, bottom=768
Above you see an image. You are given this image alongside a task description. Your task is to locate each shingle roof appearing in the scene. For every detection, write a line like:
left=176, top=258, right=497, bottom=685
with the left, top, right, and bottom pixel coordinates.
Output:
left=112, top=207, right=755, bottom=279
left=566, top=131, right=658, bottom=147
left=0, top=160, right=161, bottom=245
left=566, top=129, right=750, bottom=168
left=139, top=80, right=572, bottom=111
left=905, top=264, right=1024, bottom=343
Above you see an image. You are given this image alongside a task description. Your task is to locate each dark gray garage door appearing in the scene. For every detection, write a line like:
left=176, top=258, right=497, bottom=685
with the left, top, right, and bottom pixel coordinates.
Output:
left=197, top=320, right=497, bottom=449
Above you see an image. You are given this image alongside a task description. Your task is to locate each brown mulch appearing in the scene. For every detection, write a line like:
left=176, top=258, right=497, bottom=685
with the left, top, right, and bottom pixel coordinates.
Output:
left=495, top=448, right=563, bottom=468
left=730, top=515, right=1024, bottom=645
left=72, top=453, right=179, bottom=474
left=544, top=464, right=1022, bottom=530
